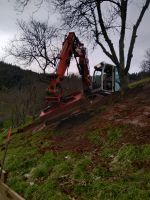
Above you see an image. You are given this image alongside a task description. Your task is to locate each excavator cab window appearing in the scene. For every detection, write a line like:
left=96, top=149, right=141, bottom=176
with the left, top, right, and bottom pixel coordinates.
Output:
left=92, top=62, right=120, bottom=93
left=103, top=66, right=113, bottom=91
left=114, top=68, right=120, bottom=91
left=92, top=69, right=102, bottom=89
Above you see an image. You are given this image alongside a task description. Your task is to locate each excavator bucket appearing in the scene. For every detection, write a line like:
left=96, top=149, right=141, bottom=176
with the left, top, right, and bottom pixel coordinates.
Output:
left=18, top=91, right=86, bottom=133
left=40, top=91, right=84, bottom=122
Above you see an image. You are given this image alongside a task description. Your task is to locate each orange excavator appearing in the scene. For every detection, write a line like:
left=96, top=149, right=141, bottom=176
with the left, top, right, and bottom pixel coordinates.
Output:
left=20, top=32, right=120, bottom=132
left=40, top=32, right=120, bottom=121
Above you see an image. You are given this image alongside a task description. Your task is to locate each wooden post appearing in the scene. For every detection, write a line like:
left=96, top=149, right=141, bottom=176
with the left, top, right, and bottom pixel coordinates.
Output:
left=0, top=128, right=12, bottom=180
left=0, top=181, right=25, bottom=200
left=0, top=168, right=7, bottom=183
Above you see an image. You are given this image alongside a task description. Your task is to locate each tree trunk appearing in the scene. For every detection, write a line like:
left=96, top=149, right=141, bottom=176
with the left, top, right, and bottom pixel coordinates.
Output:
left=118, top=67, right=129, bottom=95
left=120, top=73, right=129, bottom=95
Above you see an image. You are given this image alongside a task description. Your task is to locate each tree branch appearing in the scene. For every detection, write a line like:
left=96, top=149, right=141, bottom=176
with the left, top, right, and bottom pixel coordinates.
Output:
left=119, top=0, right=128, bottom=70
left=95, top=0, right=119, bottom=65
left=125, top=0, right=150, bottom=74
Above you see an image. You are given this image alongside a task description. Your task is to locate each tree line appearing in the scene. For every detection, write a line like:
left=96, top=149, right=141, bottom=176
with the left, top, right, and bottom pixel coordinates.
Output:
left=6, top=0, right=150, bottom=94
left=0, top=62, right=82, bottom=128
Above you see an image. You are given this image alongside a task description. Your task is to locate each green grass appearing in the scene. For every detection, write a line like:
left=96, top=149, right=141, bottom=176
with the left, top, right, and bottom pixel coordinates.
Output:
left=110, top=144, right=150, bottom=174
left=114, top=144, right=150, bottom=162
left=87, top=129, right=102, bottom=145
left=27, top=179, right=69, bottom=200
left=94, top=105, right=107, bottom=113
left=107, top=127, right=123, bottom=143
left=72, top=155, right=91, bottom=180
left=88, top=126, right=124, bottom=147
left=129, top=77, right=150, bottom=88
left=101, top=147, right=115, bottom=158
left=92, top=166, right=113, bottom=178
left=7, top=176, right=29, bottom=194
left=5, top=147, right=38, bottom=173
left=0, top=126, right=150, bottom=200
left=0, top=128, right=8, bottom=144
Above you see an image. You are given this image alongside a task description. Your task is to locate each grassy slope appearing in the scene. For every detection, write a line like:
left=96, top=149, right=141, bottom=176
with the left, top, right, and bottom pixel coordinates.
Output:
left=0, top=79, right=150, bottom=200
left=129, top=77, right=150, bottom=88
left=1, top=127, right=150, bottom=200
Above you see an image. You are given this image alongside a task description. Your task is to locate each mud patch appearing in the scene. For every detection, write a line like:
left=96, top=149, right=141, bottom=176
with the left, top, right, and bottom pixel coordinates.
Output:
left=132, top=160, right=150, bottom=171
left=55, top=111, right=93, bottom=130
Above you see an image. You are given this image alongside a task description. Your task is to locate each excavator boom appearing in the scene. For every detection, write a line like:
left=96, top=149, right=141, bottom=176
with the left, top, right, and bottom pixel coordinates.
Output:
left=40, top=32, right=92, bottom=118
left=46, top=32, right=91, bottom=103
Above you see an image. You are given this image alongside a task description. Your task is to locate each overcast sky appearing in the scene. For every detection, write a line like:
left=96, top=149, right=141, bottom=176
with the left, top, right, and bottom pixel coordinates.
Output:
left=0, top=0, right=150, bottom=74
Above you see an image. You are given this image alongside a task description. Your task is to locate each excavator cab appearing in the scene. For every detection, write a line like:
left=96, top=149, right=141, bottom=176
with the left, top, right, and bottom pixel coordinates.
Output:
left=92, top=62, right=120, bottom=94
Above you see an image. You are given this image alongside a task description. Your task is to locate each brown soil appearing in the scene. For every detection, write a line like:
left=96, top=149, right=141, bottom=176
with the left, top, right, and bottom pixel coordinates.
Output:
left=36, top=83, right=150, bottom=154
left=132, top=160, right=150, bottom=171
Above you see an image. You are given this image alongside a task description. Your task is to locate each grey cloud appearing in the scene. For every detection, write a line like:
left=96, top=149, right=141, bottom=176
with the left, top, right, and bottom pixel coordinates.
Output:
left=0, top=0, right=149, bottom=73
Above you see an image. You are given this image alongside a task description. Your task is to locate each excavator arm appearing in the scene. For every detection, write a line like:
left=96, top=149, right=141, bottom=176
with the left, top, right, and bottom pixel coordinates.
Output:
left=46, top=32, right=91, bottom=103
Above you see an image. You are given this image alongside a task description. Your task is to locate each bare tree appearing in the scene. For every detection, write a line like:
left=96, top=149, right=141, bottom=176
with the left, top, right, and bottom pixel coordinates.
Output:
left=141, top=48, right=150, bottom=72
left=54, top=0, right=150, bottom=93
left=7, top=19, right=59, bottom=73
left=14, top=0, right=150, bottom=92
left=15, top=0, right=44, bottom=12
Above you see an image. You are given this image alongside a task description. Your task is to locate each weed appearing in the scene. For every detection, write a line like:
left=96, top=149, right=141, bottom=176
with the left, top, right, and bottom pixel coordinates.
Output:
left=31, top=152, right=58, bottom=179
left=96, top=105, right=107, bottom=113
left=52, top=161, right=72, bottom=178
left=32, top=178, right=69, bottom=200
left=74, top=184, right=93, bottom=198
left=92, top=166, right=113, bottom=178
left=0, top=129, right=6, bottom=145
left=7, top=175, right=28, bottom=194
left=96, top=182, right=124, bottom=200
left=107, top=127, right=123, bottom=143
left=116, top=144, right=139, bottom=161
left=5, top=147, right=38, bottom=173
left=24, top=184, right=39, bottom=199
left=40, top=152, right=58, bottom=167
left=3, top=119, right=12, bottom=129
left=110, top=144, right=138, bottom=173
left=88, top=126, right=124, bottom=146
left=31, top=164, right=49, bottom=178
left=87, top=129, right=103, bottom=145
left=72, top=156, right=91, bottom=180
left=40, top=140, right=52, bottom=149
left=129, top=170, right=150, bottom=184
left=141, top=144, right=150, bottom=160
left=101, top=147, right=115, bottom=158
